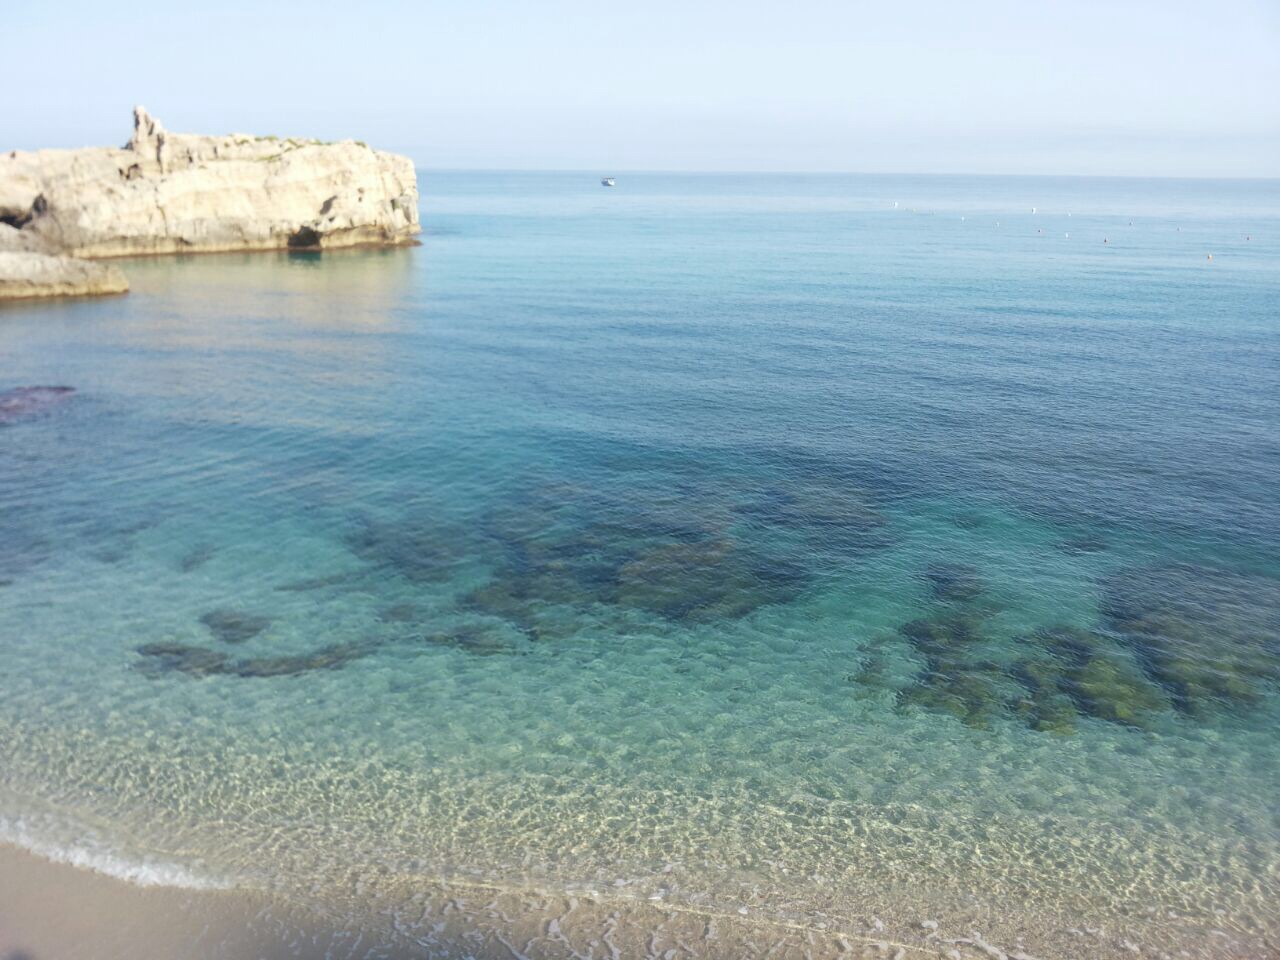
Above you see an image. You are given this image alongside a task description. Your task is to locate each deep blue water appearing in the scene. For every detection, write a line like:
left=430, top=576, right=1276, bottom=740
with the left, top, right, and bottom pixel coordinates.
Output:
left=1, top=172, right=1277, bottom=958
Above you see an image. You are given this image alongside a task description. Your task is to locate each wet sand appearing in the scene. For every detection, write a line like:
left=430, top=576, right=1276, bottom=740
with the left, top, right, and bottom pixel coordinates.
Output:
left=0, top=842, right=305, bottom=960
left=2, top=841, right=1272, bottom=960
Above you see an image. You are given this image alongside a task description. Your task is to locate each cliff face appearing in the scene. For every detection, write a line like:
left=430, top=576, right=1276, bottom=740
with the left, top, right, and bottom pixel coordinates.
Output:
left=1, top=107, right=420, bottom=271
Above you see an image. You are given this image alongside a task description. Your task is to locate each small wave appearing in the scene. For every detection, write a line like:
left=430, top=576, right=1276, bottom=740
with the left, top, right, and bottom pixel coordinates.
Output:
left=0, top=817, right=233, bottom=891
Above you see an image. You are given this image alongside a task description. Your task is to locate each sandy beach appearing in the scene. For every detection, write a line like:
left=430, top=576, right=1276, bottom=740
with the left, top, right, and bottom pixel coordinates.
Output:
left=5, top=838, right=1276, bottom=960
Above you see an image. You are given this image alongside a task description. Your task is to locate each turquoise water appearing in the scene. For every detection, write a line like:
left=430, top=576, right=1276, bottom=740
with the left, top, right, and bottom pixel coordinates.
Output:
left=1, top=173, right=1278, bottom=958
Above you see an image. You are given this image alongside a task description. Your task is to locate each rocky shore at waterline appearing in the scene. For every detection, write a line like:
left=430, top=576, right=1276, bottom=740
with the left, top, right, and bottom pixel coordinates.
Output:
left=0, top=107, right=420, bottom=300
left=0, top=242, right=129, bottom=300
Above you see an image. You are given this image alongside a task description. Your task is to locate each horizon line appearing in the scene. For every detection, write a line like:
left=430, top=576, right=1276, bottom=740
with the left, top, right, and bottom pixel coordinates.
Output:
left=413, top=167, right=1280, bottom=183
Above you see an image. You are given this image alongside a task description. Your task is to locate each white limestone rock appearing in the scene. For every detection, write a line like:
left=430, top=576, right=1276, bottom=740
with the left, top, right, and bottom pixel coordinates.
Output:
left=0, top=222, right=56, bottom=255
left=0, top=250, right=128, bottom=300
left=1, top=106, right=420, bottom=258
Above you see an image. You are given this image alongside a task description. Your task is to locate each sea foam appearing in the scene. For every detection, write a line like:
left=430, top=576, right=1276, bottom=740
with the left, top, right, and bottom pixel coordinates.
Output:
left=0, top=816, right=233, bottom=890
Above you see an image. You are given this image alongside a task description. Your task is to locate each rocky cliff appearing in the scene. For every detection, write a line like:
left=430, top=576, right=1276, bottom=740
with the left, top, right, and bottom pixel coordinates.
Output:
left=1, top=107, right=420, bottom=299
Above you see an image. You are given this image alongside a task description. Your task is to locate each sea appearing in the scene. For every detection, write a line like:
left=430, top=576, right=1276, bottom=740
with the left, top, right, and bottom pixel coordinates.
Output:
left=1, top=172, right=1277, bottom=959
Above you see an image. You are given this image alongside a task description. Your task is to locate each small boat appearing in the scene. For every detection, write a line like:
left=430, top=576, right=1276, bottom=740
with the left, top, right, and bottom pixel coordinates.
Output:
left=601, top=177, right=616, bottom=187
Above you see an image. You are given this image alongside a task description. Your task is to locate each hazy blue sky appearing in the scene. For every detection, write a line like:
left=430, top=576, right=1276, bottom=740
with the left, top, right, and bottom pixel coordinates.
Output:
left=7, top=0, right=1278, bottom=176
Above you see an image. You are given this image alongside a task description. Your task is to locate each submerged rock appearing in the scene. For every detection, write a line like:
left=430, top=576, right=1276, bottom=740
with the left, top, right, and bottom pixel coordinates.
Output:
left=275, top=571, right=360, bottom=593
left=1012, top=627, right=1166, bottom=732
left=1055, top=534, right=1108, bottom=555
left=345, top=513, right=471, bottom=584
left=1011, top=656, right=1078, bottom=734
left=1069, top=652, right=1166, bottom=726
left=379, top=602, right=419, bottom=623
left=465, top=484, right=811, bottom=630
left=199, top=609, right=271, bottom=644
left=889, top=560, right=1279, bottom=732
left=178, top=542, right=217, bottom=573
left=896, top=611, right=1009, bottom=729
left=136, top=639, right=375, bottom=678
left=135, top=642, right=230, bottom=677
left=890, top=605, right=1168, bottom=734
left=949, top=511, right=989, bottom=530
left=0, top=520, right=52, bottom=582
left=1102, top=564, right=1280, bottom=716
left=923, top=563, right=987, bottom=604
left=0, top=386, right=75, bottom=424
left=615, top=537, right=805, bottom=622
left=421, top=623, right=525, bottom=656
left=734, top=482, right=893, bottom=553
left=229, top=641, right=373, bottom=678
left=461, top=577, right=543, bottom=632
left=901, top=667, right=1007, bottom=729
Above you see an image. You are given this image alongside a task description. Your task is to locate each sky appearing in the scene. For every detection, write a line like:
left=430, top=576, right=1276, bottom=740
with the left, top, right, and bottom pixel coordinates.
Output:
left=6, top=0, right=1279, bottom=177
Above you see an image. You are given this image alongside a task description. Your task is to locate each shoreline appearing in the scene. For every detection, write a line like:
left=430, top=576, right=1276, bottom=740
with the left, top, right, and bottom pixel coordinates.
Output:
left=0, top=837, right=1268, bottom=960
left=0, top=841, right=291, bottom=960
left=0, top=840, right=1032, bottom=960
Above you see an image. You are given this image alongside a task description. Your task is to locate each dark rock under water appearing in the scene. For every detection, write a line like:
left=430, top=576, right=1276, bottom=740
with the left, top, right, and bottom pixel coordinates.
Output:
left=420, top=624, right=526, bottom=657
left=134, top=642, right=230, bottom=678
left=1102, top=563, right=1280, bottom=716
left=0, top=386, right=75, bottom=424
left=0, top=521, right=52, bottom=583
left=1055, top=533, right=1109, bottom=555
left=922, top=562, right=987, bottom=604
left=229, top=641, right=375, bottom=678
left=135, top=639, right=376, bottom=679
left=1012, top=627, right=1167, bottom=733
left=465, top=514, right=809, bottom=632
left=178, top=543, right=217, bottom=573
left=344, top=513, right=470, bottom=584
left=343, top=452, right=897, bottom=637
left=199, top=609, right=272, bottom=644
left=895, top=608, right=1011, bottom=729
left=854, top=558, right=1260, bottom=735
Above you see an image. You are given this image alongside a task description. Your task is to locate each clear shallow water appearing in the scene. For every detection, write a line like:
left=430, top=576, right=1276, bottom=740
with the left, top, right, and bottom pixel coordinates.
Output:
left=1, top=173, right=1278, bottom=958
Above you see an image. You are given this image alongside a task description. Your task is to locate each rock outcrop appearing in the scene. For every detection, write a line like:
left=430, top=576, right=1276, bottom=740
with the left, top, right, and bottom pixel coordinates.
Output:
left=0, top=250, right=129, bottom=300
left=0, top=224, right=128, bottom=299
left=0, top=386, right=76, bottom=423
left=1, top=107, right=419, bottom=300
